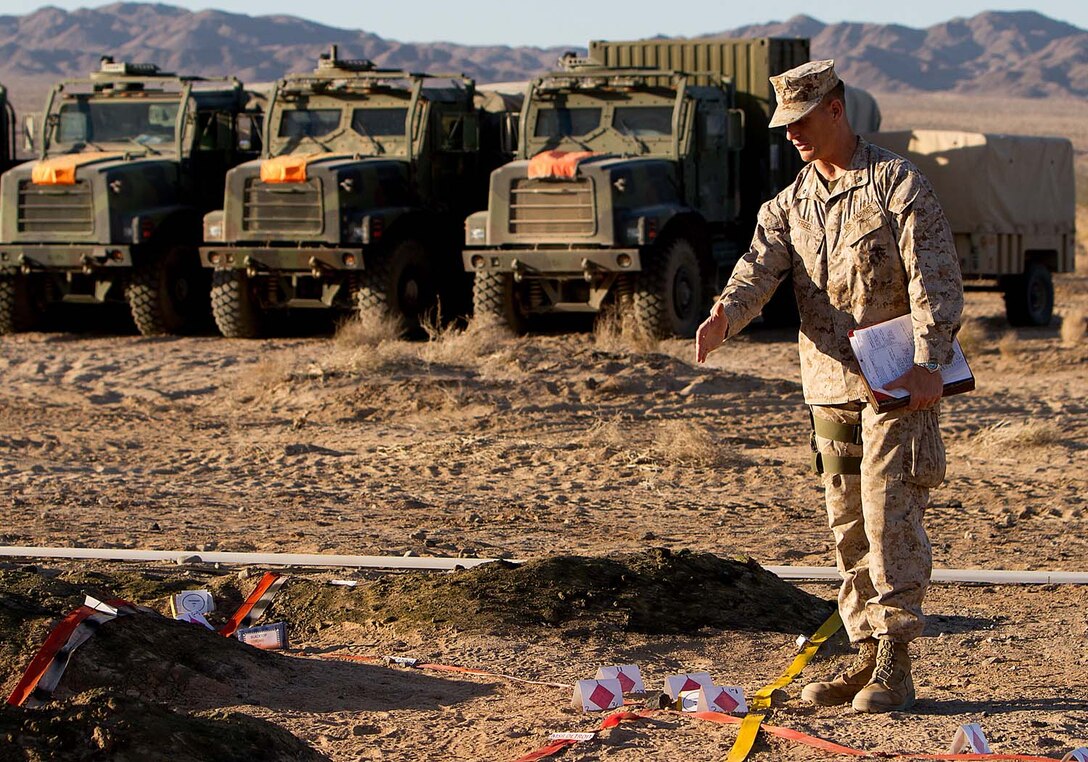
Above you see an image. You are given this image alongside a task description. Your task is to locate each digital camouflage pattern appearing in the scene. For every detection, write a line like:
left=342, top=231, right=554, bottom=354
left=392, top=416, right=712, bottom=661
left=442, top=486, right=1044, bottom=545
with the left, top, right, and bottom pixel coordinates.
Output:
left=812, top=404, right=946, bottom=643
left=768, top=59, right=840, bottom=129
left=718, top=136, right=964, bottom=405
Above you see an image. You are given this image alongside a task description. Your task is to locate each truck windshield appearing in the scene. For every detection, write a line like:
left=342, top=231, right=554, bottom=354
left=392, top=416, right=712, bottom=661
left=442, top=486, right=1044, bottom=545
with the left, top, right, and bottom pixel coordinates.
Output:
left=56, top=100, right=179, bottom=145
left=351, top=107, right=408, bottom=137
left=612, top=106, right=673, bottom=136
left=278, top=109, right=341, bottom=138
left=534, top=107, right=602, bottom=138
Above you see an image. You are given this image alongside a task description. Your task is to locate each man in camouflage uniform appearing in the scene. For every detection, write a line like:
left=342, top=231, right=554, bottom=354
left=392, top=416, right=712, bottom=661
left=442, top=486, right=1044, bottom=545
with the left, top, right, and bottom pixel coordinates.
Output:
left=695, top=60, right=963, bottom=713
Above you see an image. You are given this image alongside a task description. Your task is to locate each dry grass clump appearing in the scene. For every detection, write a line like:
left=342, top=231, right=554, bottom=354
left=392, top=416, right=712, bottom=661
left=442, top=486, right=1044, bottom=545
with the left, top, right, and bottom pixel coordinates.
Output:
left=971, top=420, right=1063, bottom=450
left=333, top=311, right=405, bottom=349
left=651, top=420, right=724, bottom=467
left=593, top=308, right=659, bottom=355
left=330, top=311, right=413, bottom=372
left=578, top=418, right=631, bottom=450
left=955, top=317, right=989, bottom=357
left=1060, top=308, right=1088, bottom=346
left=997, top=330, right=1020, bottom=361
left=231, top=353, right=296, bottom=400
left=418, top=312, right=515, bottom=366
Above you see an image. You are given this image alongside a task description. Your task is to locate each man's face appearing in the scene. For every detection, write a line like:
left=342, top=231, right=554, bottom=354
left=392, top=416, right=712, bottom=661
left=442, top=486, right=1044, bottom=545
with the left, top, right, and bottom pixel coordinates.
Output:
left=785, top=100, right=836, bottom=163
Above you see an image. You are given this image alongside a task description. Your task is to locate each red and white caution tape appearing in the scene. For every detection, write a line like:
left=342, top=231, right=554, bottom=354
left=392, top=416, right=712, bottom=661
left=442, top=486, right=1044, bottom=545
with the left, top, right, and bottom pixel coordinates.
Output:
left=219, top=572, right=288, bottom=637
left=6, top=598, right=145, bottom=708
left=512, top=710, right=657, bottom=761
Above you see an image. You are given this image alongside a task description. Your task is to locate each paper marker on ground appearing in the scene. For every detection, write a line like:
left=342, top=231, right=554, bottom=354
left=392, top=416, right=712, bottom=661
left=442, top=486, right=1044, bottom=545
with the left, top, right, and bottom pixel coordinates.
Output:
left=549, top=732, right=596, bottom=742
left=594, top=665, right=645, bottom=694
left=663, top=672, right=714, bottom=700
left=235, top=622, right=287, bottom=650
left=170, top=590, right=214, bottom=617
left=677, top=689, right=701, bottom=712
left=571, top=678, right=624, bottom=712
left=1063, top=749, right=1088, bottom=762
left=83, top=596, right=119, bottom=616
left=696, top=685, right=747, bottom=715
left=950, top=723, right=992, bottom=754
left=175, top=612, right=215, bottom=630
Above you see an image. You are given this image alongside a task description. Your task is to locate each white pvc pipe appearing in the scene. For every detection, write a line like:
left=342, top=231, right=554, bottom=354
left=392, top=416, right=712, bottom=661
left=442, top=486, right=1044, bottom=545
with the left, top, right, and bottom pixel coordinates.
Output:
left=767, top=565, right=1088, bottom=585
left=1, top=546, right=1086, bottom=585
left=0, top=546, right=497, bottom=571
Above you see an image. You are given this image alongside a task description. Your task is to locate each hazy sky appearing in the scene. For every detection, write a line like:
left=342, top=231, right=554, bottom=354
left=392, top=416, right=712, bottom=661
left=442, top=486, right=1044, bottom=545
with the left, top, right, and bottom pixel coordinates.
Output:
left=7, top=1, right=1087, bottom=47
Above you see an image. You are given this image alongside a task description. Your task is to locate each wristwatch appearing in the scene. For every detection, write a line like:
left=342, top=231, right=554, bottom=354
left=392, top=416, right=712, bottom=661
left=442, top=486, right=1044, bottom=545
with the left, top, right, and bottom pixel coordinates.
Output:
left=915, top=360, right=941, bottom=373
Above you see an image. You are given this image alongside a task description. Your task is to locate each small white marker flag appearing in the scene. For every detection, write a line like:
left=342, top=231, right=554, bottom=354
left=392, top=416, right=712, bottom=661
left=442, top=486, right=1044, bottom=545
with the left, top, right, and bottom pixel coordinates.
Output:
left=571, top=678, right=624, bottom=712
left=950, top=723, right=992, bottom=754
left=594, top=665, right=645, bottom=694
left=663, top=672, right=714, bottom=701
left=696, top=685, right=747, bottom=715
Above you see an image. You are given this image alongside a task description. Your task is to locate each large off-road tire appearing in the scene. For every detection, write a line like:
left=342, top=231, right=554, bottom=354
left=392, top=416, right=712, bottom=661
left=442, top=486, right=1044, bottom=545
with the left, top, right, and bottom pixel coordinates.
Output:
left=126, top=245, right=207, bottom=336
left=472, top=271, right=525, bottom=333
left=353, top=238, right=438, bottom=327
left=210, top=269, right=264, bottom=338
left=1003, top=261, right=1054, bottom=327
left=0, top=275, right=17, bottom=335
left=632, top=237, right=705, bottom=339
left=0, top=274, right=45, bottom=335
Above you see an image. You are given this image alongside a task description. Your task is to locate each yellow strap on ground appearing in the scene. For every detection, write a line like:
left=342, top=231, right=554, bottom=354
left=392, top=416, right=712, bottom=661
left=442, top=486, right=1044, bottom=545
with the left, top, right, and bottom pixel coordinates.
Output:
left=31, top=152, right=122, bottom=185
left=724, top=610, right=842, bottom=762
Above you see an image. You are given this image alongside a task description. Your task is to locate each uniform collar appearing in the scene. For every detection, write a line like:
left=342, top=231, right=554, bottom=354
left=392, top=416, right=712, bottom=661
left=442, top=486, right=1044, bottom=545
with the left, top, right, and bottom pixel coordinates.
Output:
left=796, top=135, right=871, bottom=202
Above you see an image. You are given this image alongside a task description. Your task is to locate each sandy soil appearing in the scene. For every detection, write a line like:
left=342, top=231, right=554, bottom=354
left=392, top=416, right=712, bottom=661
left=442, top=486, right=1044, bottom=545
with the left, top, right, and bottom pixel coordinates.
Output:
left=1, top=267, right=1087, bottom=760
left=3, top=88, right=1088, bottom=762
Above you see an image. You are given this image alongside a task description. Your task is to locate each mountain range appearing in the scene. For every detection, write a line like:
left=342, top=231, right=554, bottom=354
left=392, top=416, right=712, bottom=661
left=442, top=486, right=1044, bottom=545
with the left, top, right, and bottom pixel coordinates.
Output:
left=0, top=4, right=1085, bottom=112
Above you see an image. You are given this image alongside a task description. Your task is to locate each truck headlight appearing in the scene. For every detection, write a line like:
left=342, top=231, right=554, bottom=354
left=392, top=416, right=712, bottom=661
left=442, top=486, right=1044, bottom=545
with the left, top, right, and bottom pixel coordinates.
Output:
left=468, top=224, right=486, bottom=242
left=207, top=223, right=223, bottom=241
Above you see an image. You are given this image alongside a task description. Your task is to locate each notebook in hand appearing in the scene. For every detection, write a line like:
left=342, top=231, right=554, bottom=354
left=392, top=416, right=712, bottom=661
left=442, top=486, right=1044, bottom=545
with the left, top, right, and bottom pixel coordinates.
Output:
left=848, top=314, right=975, bottom=413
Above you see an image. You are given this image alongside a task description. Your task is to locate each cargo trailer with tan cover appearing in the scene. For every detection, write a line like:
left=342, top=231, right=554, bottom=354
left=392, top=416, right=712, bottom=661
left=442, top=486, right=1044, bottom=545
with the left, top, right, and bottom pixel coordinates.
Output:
left=867, top=129, right=1076, bottom=326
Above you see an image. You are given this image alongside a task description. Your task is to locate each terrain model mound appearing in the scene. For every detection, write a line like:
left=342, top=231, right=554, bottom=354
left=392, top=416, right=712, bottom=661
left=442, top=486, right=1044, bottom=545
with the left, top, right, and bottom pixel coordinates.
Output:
left=269, top=549, right=834, bottom=636
left=0, top=689, right=324, bottom=762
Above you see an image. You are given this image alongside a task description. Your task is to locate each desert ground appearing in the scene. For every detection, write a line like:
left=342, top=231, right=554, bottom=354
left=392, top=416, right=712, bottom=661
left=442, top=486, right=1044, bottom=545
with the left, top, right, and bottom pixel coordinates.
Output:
left=1, top=93, right=1087, bottom=761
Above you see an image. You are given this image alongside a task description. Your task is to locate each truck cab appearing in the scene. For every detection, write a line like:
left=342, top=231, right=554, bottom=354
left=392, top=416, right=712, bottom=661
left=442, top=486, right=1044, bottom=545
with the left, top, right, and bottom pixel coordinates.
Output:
left=200, top=47, right=516, bottom=337
left=0, top=84, right=15, bottom=175
left=464, top=60, right=747, bottom=337
left=0, top=58, right=259, bottom=335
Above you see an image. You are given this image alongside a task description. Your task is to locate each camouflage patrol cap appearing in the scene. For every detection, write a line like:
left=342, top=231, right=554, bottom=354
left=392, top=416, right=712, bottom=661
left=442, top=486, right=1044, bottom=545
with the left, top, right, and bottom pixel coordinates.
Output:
left=768, top=59, right=841, bottom=128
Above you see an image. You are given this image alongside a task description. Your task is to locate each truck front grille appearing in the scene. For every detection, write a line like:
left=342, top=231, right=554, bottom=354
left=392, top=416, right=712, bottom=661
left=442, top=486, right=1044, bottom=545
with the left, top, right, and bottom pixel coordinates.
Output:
left=242, top=178, right=323, bottom=236
left=17, top=180, right=94, bottom=235
left=509, top=178, right=596, bottom=237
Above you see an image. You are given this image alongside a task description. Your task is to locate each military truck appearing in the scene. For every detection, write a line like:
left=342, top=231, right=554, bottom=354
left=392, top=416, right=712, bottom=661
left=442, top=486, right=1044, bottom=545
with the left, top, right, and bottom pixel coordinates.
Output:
left=0, top=58, right=259, bottom=335
left=867, top=130, right=1075, bottom=327
left=0, top=84, right=15, bottom=175
left=463, top=39, right=809, bottom=337
left=200, top=47, right=518, bottom=338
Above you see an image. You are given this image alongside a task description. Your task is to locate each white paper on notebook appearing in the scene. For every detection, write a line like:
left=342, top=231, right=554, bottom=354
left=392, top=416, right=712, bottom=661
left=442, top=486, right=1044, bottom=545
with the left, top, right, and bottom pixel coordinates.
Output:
left=849, top=314, right=972, bottom=398
left=949, top=723, right=992, bottom=754
left=663, top=672, right=714, bottom=700
left=696, top=685, right=747, bottom=715
left=594, top=665, right=645, bottom=694
left=571, top=678, right=624, bottom=712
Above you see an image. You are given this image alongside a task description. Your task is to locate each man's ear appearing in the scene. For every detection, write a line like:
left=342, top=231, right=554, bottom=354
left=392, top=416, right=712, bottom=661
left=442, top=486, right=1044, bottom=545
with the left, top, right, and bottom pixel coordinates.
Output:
left=829, top=97, right=845, bottom=122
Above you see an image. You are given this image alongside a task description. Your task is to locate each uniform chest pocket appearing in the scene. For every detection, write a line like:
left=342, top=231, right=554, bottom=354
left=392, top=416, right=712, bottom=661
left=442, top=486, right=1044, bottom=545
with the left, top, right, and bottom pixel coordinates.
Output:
left=845, top=206, right=895, bottom=275
left=788, top=212, right=823, bottom=259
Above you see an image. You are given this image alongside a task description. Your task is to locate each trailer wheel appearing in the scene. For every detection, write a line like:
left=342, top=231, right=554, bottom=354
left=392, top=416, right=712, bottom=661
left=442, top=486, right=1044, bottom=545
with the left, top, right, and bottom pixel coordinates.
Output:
left=0, top=275, right=18, bottom=334
left=354, top=239, right=437, bottom=327
left=472, top=271, right=525, bottom=333
left=127, top=245, right=206, bottom=336
left=210, top=270, right=264, bottom=338
left=633, top=237, right=704, bottom=338
left=1004, top=261, right=1054, bottom=327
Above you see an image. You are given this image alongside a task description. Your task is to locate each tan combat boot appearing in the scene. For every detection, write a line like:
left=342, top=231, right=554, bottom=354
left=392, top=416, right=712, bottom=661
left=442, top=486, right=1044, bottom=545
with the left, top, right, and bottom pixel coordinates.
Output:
left=800, top=638, right=877, bottom=706
left=851, top=639, right=915, bottom=713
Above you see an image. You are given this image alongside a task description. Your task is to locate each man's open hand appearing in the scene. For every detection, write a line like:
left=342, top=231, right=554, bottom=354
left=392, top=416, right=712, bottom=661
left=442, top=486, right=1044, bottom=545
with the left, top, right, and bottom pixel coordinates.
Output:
left=886, top=365, right=943, bottom=411
left=695, top=301, right=729, bottom=364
